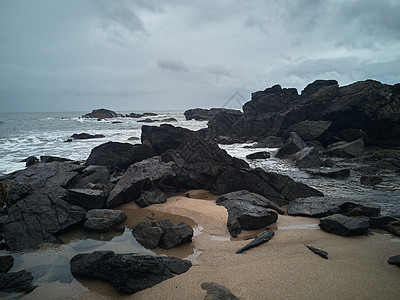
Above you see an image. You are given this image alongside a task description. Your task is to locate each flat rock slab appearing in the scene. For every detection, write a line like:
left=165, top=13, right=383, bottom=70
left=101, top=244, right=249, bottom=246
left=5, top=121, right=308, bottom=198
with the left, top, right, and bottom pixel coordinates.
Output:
left=288, top=197, right=380, bottom=218
left=291, top=146, right=323, bottom=168
left=70, top=250, right=191, bottom=294
left=201, top=282, right=239, bottom=300
left=319, top=214, right=370, bottom=237
left=67, top=188, right=106, bottom=210
left=0, top=270, right=35, bottom=294
left=275, top=132, right=307, bottom=158
left=236, top=229, right=275, bottom=254
left=84, top=209, right=127, bottom=232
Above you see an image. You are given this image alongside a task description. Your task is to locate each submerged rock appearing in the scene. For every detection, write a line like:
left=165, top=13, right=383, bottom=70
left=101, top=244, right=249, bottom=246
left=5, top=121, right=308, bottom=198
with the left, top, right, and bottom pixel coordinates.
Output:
left=319, top=214, right=370, bottom=236
left=70, top=250, right=191, bottom=294
left=360, top=175, right=383, bottom=186
left=236, top=229, right=275, bottom=254
left=71, top=133, right=105, bottom=140
left=308, top=168, right=350, bottom=179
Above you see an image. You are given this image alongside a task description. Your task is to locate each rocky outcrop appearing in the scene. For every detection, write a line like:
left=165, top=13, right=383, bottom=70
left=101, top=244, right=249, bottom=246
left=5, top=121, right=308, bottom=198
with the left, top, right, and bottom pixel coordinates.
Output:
left=71, top=133, right=105, bottom=140
left=3, top=195, right=87, bottom=250
left=84, top=209, right=126, bottom=232
left=0, top=270, right=35, bottom=293
left=235, top=229, right=275, bottom=254
left=70, top=250, right=191, bottom=294
left=82, top=108, right=119, bottom=119
left=184, top=108, right=242, bottom=121
left=85, top=142, right=156, bottom=170
left=319, top=214, right=370, bottom=236
left=201, top=282, right=239, bottom=300
left=132, top=219, right=193, bottom=249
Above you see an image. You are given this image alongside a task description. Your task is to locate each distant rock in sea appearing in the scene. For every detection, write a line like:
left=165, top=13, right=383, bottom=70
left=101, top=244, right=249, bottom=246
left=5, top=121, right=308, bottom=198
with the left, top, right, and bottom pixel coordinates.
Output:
left=82, top=108, right=119, bottom=119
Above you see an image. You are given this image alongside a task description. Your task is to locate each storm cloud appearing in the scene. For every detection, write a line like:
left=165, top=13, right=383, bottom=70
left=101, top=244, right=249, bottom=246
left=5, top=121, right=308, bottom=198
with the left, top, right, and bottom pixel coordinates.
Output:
left=0, top=0, right=399, bottom=112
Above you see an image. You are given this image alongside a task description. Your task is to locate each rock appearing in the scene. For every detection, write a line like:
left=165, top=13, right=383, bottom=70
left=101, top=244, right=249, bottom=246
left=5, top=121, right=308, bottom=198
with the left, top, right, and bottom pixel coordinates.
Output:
left=106, top=156, right=175, bottom=208
left=360, top=175, right=383, bottom=186
left=275, top=132, right=307, bottom=158
left=133, top=219, right=193, bottom=249
left=68, top=165, right=110, bottom=189
left=308, top=168, right=350, bottom=179
left=244, top=136, right=284, bottom=148
left=112, top=121, right=122, bottom=124
left=201, top=282, right=239, bottom=300
left=143, top=112, right=158, bottom=116
left=84, top=209, right=126, bottom=232
left=388, top=255, right=400, bottom=267
left=135, top=187, right=167, bottom=208
left=386, top=221, right=400, bottom=237
left=325, top=138, right=365, bottom=158
left=217, top=195, right=278, bottom=237
left=319, top=214, right=370, bottom=236
left=137, top=118, right=157, bottom=123
left=0, top=181, right=11, bottom=214
left=70, top=250, right=191, bottom=294
left=374, top=158, right=400, bottom=171
left=206, top=110, right=244, bottom=140
left=288, top=197, right=380, bottom=218
left=128, top=136, right=140, bottom=141
left=335, top=128, right=367, bottom=142
left=246, top=151, right=271, bottom=160
left=369, top=216, right=398, bottom=229
left=20, top=156, right=39, bottom=167
left=66, top=189, right=106, bottom=210
left=40, top=156, right=73, bottom=163
left=184, top=108, right=241, bottom=121
left=0, top=255, right=14, bottom=273
left=236, top=229, right=275, bottom=254
left=307, top=140, right=325, bottom=152
left=216, top=190, right=284, bottom=215
left=161, top=118, right=178, bottom=122
left=283, top=120, right=331, bottom=142
left=306, top=245, right=328, bottom=259
left=0, top=270, right=35, bottom=293
left=83, top=108, right=119, bottom=119
left=291, top=147, right=323, bottom=168
left=71, top=133, right=105, bottom=140
left=3, top=195, right=87, bottom=250
left=86, top=142, right=156, bottom=170
left=323, top=158, right=337, bottom=168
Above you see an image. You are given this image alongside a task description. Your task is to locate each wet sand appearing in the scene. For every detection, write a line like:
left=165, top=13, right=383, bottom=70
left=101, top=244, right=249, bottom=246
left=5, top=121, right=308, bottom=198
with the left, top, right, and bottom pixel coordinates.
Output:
left=25, top=190, right=400, bottom=299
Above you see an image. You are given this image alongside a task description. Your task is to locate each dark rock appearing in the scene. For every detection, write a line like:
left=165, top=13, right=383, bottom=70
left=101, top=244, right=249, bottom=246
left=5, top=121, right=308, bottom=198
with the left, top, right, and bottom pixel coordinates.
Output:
left=360, top=175, right=383, bottom=186
left=86, top=142, right=156, bottom=170
left=161, top=118, right=178, bottom=122
left=306, top=245, right=328, bottom=259
left=319, top=214, right=370, bottom=236
left=307, top=140, right=325, bottom=152
left=206, top=110, right=244, bottom=139
left=0, top=255, right=14, bottom=273
left=0, top=182, right=11, bottom=214
left=83, top=108, right=119, bottom=119
left=288, top=197, right=380, bottom=218
left=135, top=187, right=167, bottom=208
left=217, top=195, right=278, bottom=238
left=70, top=250, right=191, bottom=294
left=236, top=229, right=274, bottom=254
left=388, top=255, right=400, bottom=267
left=68, top=165, right=110, bottom=189
left=244, top=136, right=283, bottom=149
left=20, top=156, right=39, bottom=167
left=374, top=158, right=400, bottom=171
left=67, top=189, right=106, bottom=210
left=369, top=216, right=398, bottom=229
left=84, top=209, right=126, bottom=232
left=71, top=133, right=105, bottom=140
left=325, top=138, right=364, bottom=158
left=40, top=156, right=73, bottom=163
left=386, top=221, right=400, bottom=237
left=323, top=158, right=337, bottom=168
left=283, top=120, right=331, bottom=142
left=201, top=282, right=239, bottom=300
left=137, top=118, right=157, bottom=123
left=106, top=156, right=175, bottom=208
left=336, top=128, right=367, bottom=142
left=128, top=136, right=140, bottom=141
left=133, top=219, right=193, bottom=249
left=184, top=108, right=241, bottom=121
left=246, top=151, right=271, bottom=160
left=3, top=195, right=87, bottom=250
left=291, top=146, right=323, bottom=168
left=308, top=168, right=350, bottom=179
left=0, top=270, right=35, bottom=293
left=112, top=121, right=122, bottom=124
left=143, top=112, right=158, bottom=116
left=275, top=132, right=307, bottom=158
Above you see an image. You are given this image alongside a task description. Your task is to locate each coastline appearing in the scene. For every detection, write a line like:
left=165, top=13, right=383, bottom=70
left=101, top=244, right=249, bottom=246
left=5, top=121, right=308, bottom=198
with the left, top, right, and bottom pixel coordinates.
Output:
left=65, top=191, right=400, bottom=299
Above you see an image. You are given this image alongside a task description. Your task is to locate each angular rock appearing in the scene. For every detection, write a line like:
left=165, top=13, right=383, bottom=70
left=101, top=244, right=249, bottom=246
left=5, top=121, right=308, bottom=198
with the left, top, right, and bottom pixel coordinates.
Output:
left=67, top=189, right=106, bottom=210
left=308, top=168, right=350, bottom=179
left=84, top=209, right=126, bottom=232
left=68, top=165, right=110, bottom=189
left=217, top=195, right=278, bottom=237
left=106, top=156, right=175, bottom=208
left=369, top=216, right=398, bottom=229
left=275, top=132, right=307, bottom=158
left=288, top=197, right=380, bottom=218
left=86, top=142, right=156, bottom=170
left=83, top=108, right=119, bottom=119
left=374, top=158, right=400, bottom=171
left=306, top=245, right=328, bottom=259
left=133, top=219, right=193, bottom=249
left=71, top=133, right=105, bottom=140
left=0, top=255, right=14, bottom=273
left=283, top=120, right=331, bottom=142
left=236, top=229, right=274, bottom=254
left=21, top=156, right=39, bottom=167
left=291, top=146, right=323, bottom=168
left=70, top=250, right=191, bottom=294
left=386, top=221, right=400, bottom=237
left=206, top=110, right=244, bottom=140
left=246, top=151, right=271, bottom=160
left=201, top=282, right=239, bottom=300
left=388, top=255, right=400, bottom=267
left=135, top=187, right=167, bottom=208
left=0, top=270, right=35, bottom=293
left=161, top=117, right=178, bottom=122
left=4, top=195, right=87, bottom=250
left=325, top=138, right=365, bottom=158
left=319, top=214, right=370, bottom=236
left=256, top=136, right=284, bottom=148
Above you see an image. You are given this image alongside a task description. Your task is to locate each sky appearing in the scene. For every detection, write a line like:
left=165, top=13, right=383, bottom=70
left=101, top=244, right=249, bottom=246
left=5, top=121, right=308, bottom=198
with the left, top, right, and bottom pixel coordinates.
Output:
left=0, top=0, right=399, bottom=113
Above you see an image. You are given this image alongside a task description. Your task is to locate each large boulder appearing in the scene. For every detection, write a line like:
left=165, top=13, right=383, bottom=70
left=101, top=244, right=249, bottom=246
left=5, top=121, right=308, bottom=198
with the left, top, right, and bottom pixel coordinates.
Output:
left=66, top=188, right=107, bottom=210
left=85, top=142, right=156, bottom=170
left=0, top=270, right=35, bottom=294
left=290, top=146, right=324, bottom=168
left=70, top=250, right=192, bottom=294
left=325, top=138, right=365, bottom=158
left=283, top=120, right=331, bottom=142
left=319, top=214, right=370, bottom=236
left=84, top=209, right=126, bottom=232
left=82, top=108, right=119, bottom=119
left=133, top=219, right=193, bottom=249
left=3, top=195, right=86, bottom=250
left=184, top=108, right=241, bottom=121
left=275, top=132, right=307, bottom=158
left=205, top=110, right=245, bottom=140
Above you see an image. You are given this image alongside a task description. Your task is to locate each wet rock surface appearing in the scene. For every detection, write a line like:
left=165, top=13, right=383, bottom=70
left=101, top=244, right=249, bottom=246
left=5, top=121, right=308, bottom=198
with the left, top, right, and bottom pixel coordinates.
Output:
left=70, top=250, right=192, bottom=294
left=0, top=270, right=36, bottom=294
left=84, top=209, right=127, bottom=232
left=319, top=214, right=370, bottom=236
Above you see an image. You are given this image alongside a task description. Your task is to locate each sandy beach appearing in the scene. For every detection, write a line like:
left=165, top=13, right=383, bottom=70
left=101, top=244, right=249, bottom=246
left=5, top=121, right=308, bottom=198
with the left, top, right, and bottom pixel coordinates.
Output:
left=25, top=190, right=400, bottom=300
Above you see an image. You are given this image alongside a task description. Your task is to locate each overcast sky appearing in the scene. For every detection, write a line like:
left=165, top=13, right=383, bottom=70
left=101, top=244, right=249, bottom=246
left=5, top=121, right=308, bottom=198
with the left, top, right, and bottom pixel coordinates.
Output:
left=1, top=0, right=399, bottom=112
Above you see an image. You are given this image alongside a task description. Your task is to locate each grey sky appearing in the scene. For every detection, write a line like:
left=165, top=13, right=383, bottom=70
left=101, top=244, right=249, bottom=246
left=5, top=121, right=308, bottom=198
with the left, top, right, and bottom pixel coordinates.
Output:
left=0, top=0, right=399, bottom=112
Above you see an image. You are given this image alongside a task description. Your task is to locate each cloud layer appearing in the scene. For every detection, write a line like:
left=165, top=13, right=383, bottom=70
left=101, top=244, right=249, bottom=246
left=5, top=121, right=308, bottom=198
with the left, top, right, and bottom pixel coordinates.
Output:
left=0, top=0, right=399, bottom=112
